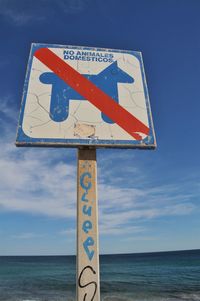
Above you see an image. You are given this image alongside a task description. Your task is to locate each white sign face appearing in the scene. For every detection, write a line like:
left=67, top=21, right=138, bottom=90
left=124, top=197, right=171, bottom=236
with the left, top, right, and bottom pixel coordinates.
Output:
left=16, top=43, right=156, bottom=148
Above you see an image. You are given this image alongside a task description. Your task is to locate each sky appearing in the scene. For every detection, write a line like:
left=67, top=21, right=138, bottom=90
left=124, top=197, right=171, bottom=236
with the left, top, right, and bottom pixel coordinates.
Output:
left=0, top=0, right=200, bottom=256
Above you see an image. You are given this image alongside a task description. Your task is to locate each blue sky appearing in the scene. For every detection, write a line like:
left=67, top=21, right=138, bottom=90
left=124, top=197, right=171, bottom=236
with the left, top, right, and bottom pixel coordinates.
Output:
left=0, top=0, right=200, bottom=255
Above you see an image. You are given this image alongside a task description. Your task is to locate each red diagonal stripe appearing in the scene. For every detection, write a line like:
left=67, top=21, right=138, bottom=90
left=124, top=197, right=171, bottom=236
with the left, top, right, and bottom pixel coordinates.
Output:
left=34, top=48, right=149, bottom=140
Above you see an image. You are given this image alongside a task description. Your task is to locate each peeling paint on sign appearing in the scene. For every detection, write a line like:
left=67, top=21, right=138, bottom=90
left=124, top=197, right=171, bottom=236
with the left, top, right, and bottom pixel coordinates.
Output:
left=74, top=123, right=95, bottom=138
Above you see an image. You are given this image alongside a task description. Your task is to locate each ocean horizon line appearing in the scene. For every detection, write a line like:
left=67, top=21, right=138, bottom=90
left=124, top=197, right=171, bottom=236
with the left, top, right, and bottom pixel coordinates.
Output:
left=1, top=248, right=199, bottom=257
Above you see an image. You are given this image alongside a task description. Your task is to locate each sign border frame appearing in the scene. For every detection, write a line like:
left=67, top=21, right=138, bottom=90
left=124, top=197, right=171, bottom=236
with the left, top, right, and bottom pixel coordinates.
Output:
left=16, top=43, right=156, bottom=149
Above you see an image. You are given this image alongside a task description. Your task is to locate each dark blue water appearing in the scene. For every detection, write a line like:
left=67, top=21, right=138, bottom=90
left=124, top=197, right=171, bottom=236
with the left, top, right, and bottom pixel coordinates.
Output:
left=0, top=250, right=199, bottom=301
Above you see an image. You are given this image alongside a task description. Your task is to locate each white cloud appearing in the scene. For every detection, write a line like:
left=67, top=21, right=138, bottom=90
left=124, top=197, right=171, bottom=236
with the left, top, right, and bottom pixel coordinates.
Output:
left=0, top=99, right=198, bottom=238
left=0, top=0, right=46, bottom=26
left=0, top=96, right=18, bottom=121
left=0, top=135, right=196, bottom=231
left=12, top=232, right=43, bottom=239
left=60, top=228, right=76, bottom=236
left=99, top=225, right=145, bottom=235
left=0, top=0, right=89, bottom=26
left=59, top=0, right=89, bottom=14
left=0, top=146, right=77, bottom=218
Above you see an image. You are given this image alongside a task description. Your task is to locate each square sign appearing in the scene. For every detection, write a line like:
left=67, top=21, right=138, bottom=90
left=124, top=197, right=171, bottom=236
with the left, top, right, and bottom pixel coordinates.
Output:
left=16, top=43, right=156, bottom=148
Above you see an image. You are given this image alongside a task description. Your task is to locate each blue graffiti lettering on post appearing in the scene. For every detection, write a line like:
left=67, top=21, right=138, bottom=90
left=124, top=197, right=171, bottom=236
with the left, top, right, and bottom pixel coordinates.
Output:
left=80, top=170, right=95, bottom=261
left=83, top=237, right=95, bottom=261
left=80, top=172, right=92, bottom=190
left=81, top=191, right=89, bottom=202
left=83, top=205, right=92, bottom=216
left=82, top=220, right=92, bottom=234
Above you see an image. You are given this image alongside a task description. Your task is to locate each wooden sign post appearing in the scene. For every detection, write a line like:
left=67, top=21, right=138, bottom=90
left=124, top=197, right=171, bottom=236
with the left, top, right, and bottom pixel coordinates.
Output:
left=77, top=148, right=100, bottom=301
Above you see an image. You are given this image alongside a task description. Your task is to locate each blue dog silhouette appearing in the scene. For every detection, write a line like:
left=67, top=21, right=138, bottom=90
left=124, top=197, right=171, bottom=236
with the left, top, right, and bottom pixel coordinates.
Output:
left=39, top=61, right=134, bottom=124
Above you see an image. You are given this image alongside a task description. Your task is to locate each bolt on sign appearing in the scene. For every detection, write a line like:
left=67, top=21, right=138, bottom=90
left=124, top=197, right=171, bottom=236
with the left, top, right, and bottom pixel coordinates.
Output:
left=16, top=43, right=156, bottom=148
left=16, top=43, right=156, bottom=301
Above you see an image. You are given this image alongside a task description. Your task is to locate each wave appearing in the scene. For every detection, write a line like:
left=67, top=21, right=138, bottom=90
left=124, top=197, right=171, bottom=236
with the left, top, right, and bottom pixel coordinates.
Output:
left=101, top=292, right=200, bottom=301
left=4, top=292, right=199, bottom=301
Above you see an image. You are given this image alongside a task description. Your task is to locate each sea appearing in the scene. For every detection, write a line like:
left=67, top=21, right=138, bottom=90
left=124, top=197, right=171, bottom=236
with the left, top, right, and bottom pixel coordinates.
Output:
left=0, top=249, right=199, bottom=301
